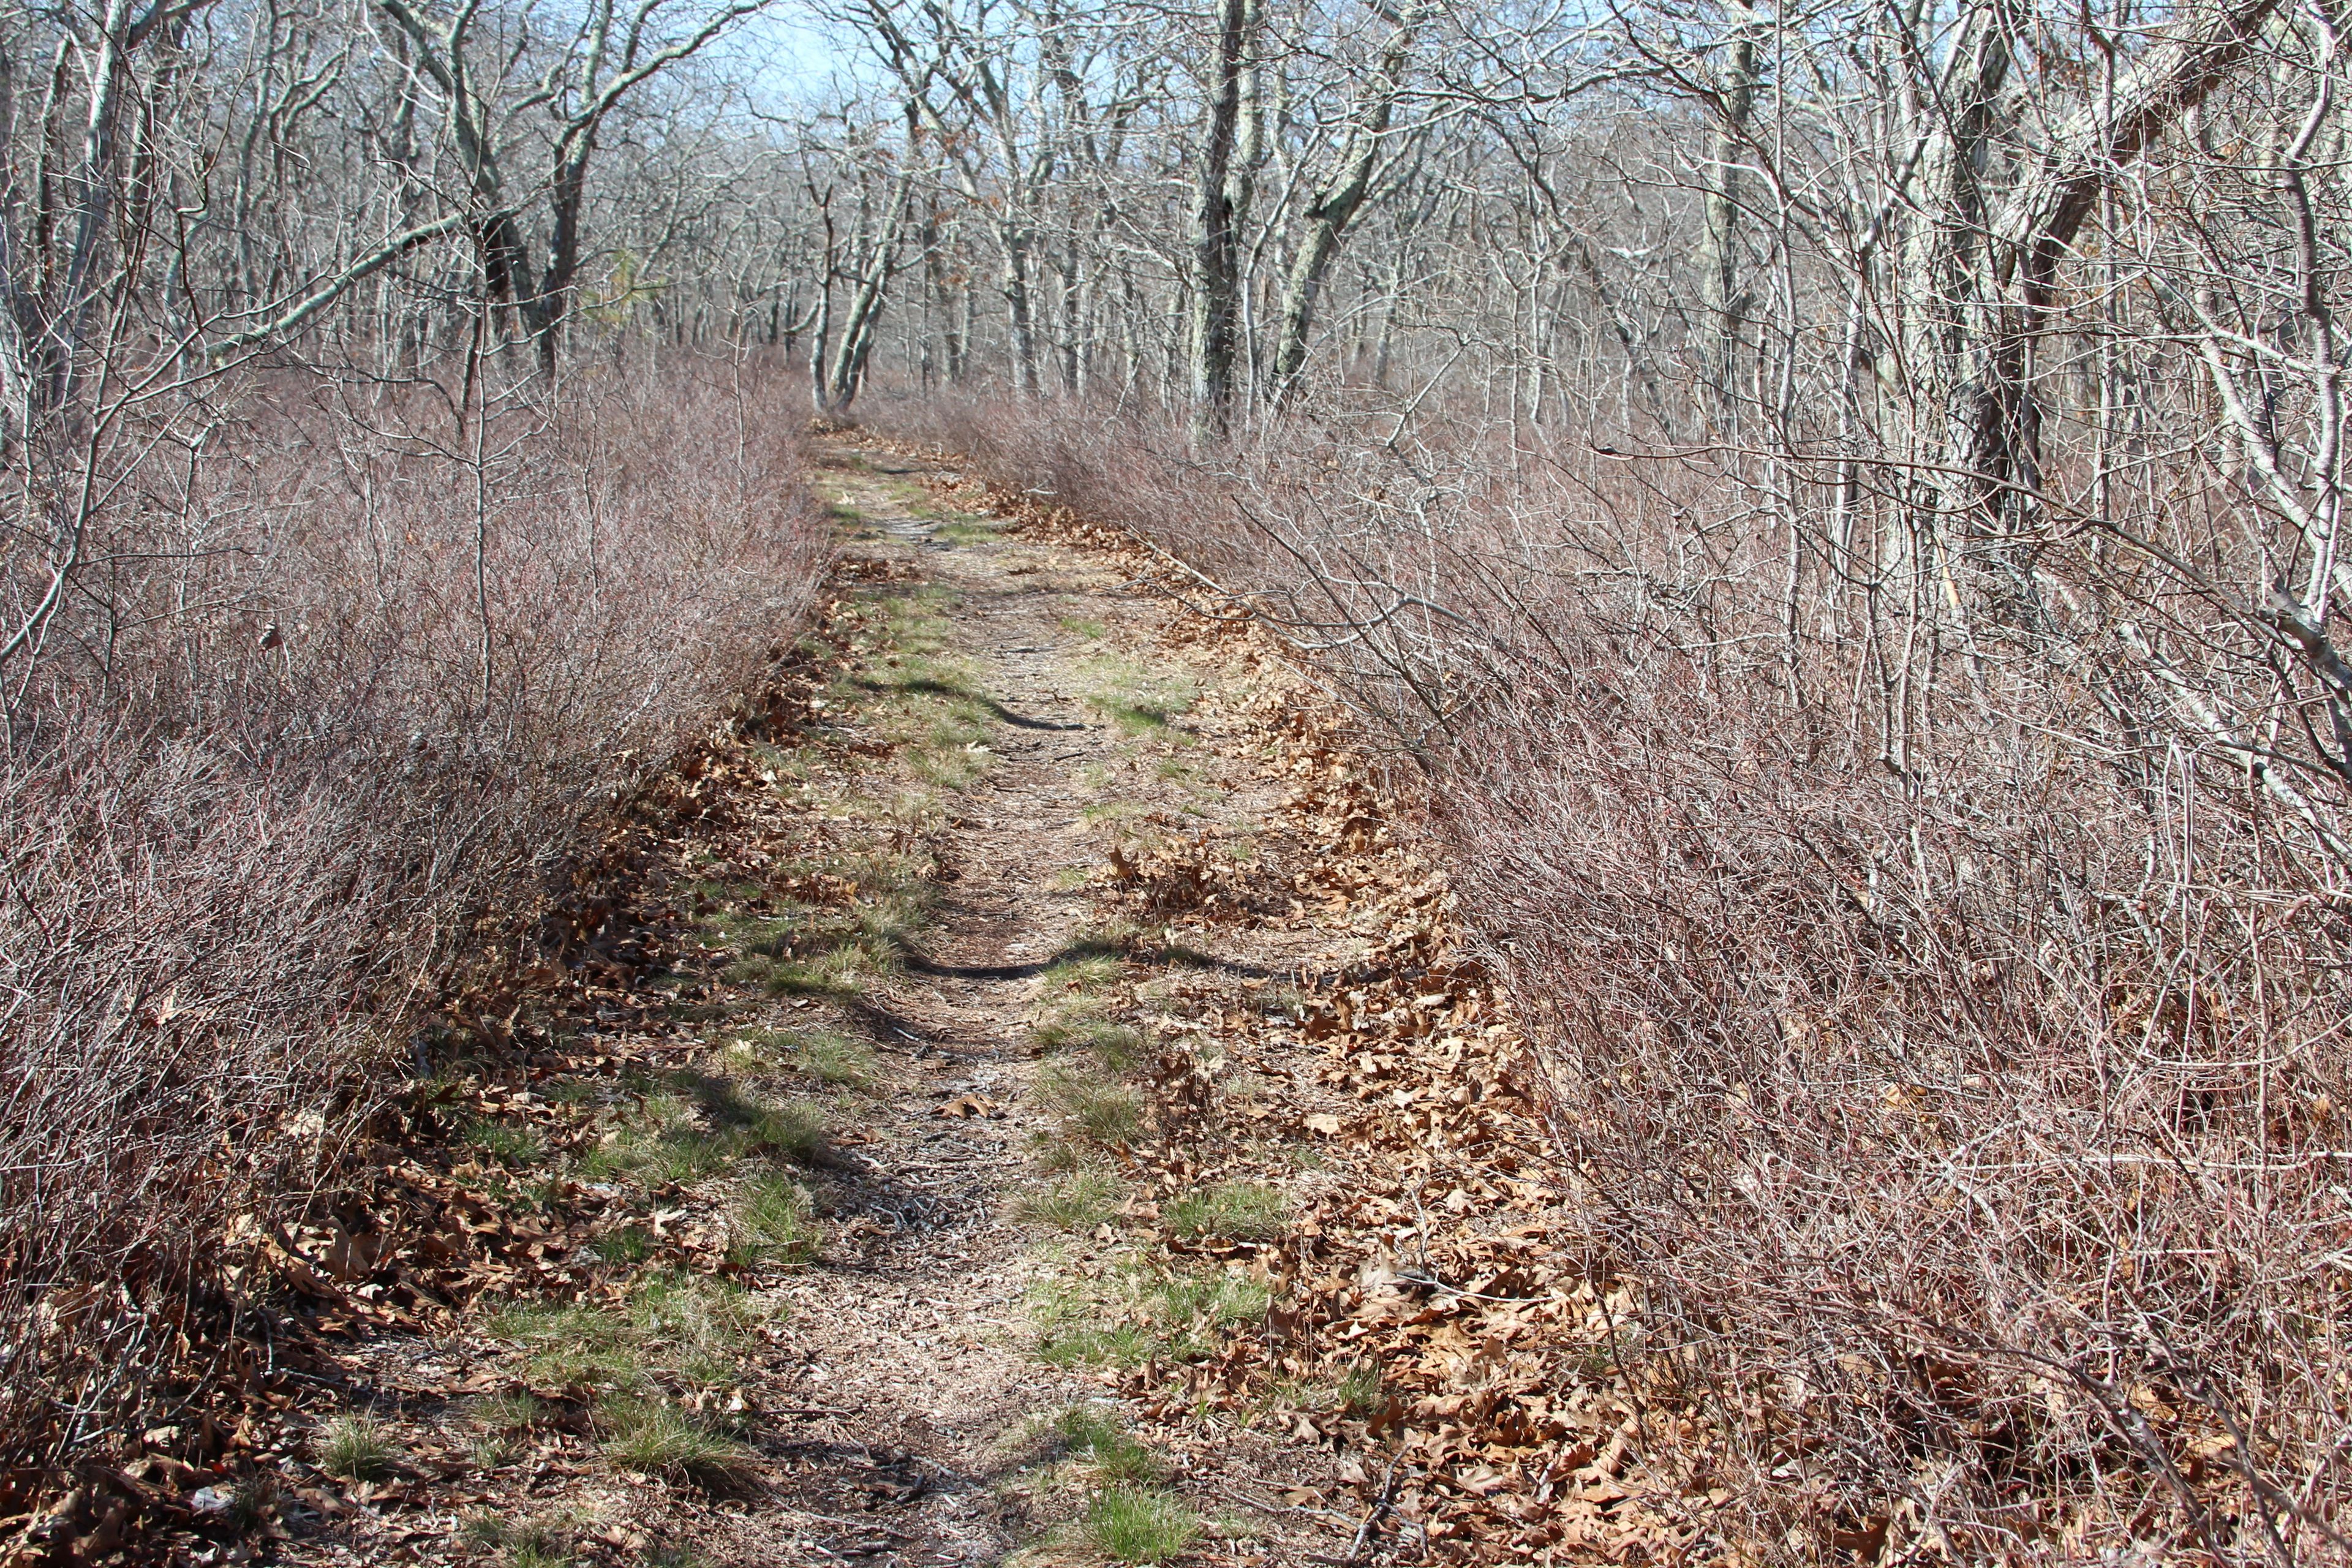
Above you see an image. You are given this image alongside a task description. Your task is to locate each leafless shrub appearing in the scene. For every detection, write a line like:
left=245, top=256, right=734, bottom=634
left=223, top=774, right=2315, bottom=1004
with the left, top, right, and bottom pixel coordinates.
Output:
left=883, top=381, right=2352, bottom=1562
left=0, top=354, right=830, bottom=1464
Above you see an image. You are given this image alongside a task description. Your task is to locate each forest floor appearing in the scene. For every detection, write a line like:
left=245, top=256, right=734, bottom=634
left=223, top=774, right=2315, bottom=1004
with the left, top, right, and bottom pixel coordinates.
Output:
left=70, top=437, right=1720, bottom=1568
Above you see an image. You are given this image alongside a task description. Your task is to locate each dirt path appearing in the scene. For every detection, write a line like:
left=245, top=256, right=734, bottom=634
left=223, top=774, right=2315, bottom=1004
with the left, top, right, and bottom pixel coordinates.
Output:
left=201, top=436, right=1360, bottom=1568
left=703, top=439, right=1311, bottom=1565
left=141, top=434, right=1692, bottom=1568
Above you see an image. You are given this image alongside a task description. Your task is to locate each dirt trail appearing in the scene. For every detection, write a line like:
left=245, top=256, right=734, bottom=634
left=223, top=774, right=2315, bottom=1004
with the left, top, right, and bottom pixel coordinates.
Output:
left=37, top=429, right=1707, bottom=1568
left=709, top=440, right=1244, bottom=1564
left=230, top=435, right=1368, bottom=1568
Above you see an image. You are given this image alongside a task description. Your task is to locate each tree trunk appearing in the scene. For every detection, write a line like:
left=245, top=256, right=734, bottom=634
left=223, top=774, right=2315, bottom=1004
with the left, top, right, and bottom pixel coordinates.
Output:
left=1697, top=3, right=1758, bottom=428
left=1189, top=0, right=1254, bottom=427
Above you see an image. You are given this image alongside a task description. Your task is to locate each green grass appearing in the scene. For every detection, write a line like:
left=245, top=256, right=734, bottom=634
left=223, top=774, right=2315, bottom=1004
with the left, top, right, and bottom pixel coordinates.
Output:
left=1037, top=1316, right=1155, bottom=1371
left=599, top=1397, right=752, bottom=1485
left=933, top=514, right=999, bottom=545
left=1058, top=616, right=1107, bottom=641
left=628, top=1271, right=766, bottom=1385
left=758, top=940, right=892, bottom=998
left=462, top=1510, right=576, bottom=1567
left=1038, top=1064, right=1141, bottom=1147
left=730, top=1170, right=821, bottom=1267
left=463, top=1117, right=547, bottom=1166
left=1014, top=1172, right=1122, bottom=1231
left=472, top=1390, right=544, bottom=1433
left=1079, top=654, right=1200, bottom=740
left=1084, top=1485, right=1199, bottom=1563
left=791, top=1030, right=879, bottom=1089
left=1331, top=1361, right=1384, bottom=1415
left=717, top=1025, right=880, bottom=1090
left=873, top=671, right=997, bottom=789
left=488, top=1274, right=769, bottom=1397
left=577, top=1078, right=823, bottom=1188
left=1055, top=1404, right=1164, bottom=1483
left=703, top=846, right=939, bottom=1000
left=467, top=1431, right=517, bottom=1471
left=487, top=1302, right=646, bottom=1392
left=1033, top=1264, right=1269, bottom=1371
left=314, top=1414, right=394, bottom=1482
left=1041, top=950, right=1126, bottom=990
left=1030, top=987, right=1146, bottom=1069
left=594, top=1225, right=654, bottom=1264
left=1164, top=1182, right=1289, bottom=1243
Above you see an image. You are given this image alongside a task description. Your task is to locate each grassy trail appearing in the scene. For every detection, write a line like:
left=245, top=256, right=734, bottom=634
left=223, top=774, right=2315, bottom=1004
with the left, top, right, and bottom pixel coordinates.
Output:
left=247, top=435, right=1391, bottom=1568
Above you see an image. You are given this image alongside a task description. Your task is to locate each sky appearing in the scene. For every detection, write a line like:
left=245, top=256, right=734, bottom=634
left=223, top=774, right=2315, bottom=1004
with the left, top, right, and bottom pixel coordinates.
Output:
left=734, top=5, right=881, bottom=105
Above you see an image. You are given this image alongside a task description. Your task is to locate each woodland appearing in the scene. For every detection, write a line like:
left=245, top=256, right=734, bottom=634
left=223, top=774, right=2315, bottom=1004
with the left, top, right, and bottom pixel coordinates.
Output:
left=3, top=0, right=2350, bottom=1559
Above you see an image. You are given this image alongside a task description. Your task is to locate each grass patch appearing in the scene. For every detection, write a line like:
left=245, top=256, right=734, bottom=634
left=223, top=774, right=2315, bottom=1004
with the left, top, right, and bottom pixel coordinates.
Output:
left=314, top=1414, right=394, bottom=1482
left=578, top=1077, right=823, bottom=1188
left=467, top=1431, right=518, bottom=1471
left=463, top=1117, right=547, bottom=1166
left=1331, top=1360, right=1384, bottom=1415
left=1031, top=990, right=1145, bottom=1069
left=629, top=1271, right=766, bottom=1386
left=1085, top=1485, right=1199, bottom=1563
left=705, top=848, right=938, bottom=999
left=1038, top=1064, right=1141, bottom=1147
left=594, top=1225, right=653, bottom=1264
left=462, top=1511, right=576, bottom=1568
left=1036, top=1315, right=1155, bottom=1371
left=729, top=1170, right=820, bottom=1267
left=472, top=1390, right=544, bottom=1433
left=1033, top=1263, right=1268, bottom=1371
left=791, top=1030, right=879, bottom=1089
left=933, top=515, right=998, bottom=545
left=1164, top=1182, right=1289, bottom=1243
left=487, top=1301, right=646, bottom=1392
left=761, top=939, right=893, bottom=998
left=1015, top=1172, right=1122, bottom=1231
left=1080, top=654, right=1200, bottom=740
left=599, top=1397, right=752, bottom=1485
left=488, top=1275, right=768, bottom=1396
left=1055, top=1404, right=1164, bottom=1483
left=1041, top=950, right=1125, bottom=991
